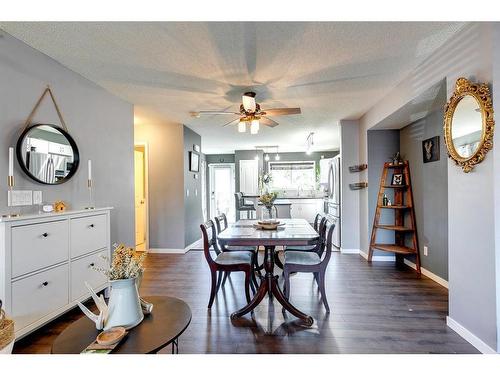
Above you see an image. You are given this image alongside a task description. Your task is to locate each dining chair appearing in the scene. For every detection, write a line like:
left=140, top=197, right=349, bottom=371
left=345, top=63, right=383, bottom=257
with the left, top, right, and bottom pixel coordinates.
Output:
left=285, top=214, right=327, bottom=253
left=235, top=192, right=256, bottom=219
left=282, top=215, right=335, bottom=312
left=214, top=213, right=260, bottom=288
left=200, top=220, right=254, bottom=309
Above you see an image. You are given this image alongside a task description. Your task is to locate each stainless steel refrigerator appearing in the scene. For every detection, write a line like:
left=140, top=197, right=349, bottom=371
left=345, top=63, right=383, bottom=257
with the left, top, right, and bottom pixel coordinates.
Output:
left=326, top=155, right=341, bottom=249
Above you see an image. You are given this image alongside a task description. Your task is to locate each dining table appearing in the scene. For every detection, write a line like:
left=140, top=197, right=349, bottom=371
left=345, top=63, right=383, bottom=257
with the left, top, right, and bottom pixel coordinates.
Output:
left=218, top=218, right=320, bottom=326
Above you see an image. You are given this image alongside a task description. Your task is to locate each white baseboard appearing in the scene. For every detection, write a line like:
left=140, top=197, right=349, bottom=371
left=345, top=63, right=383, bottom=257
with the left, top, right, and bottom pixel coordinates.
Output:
left=359, top=250, right=396, bottom=261
left=340, top=248, right=359, bottom=254
left=446, top=316, right=497, bottom=354
left=149, top=238, right=202, bottom=254
left=149, top=248, right=187, bottom=254
left=404, top=259, right=449, bottom=289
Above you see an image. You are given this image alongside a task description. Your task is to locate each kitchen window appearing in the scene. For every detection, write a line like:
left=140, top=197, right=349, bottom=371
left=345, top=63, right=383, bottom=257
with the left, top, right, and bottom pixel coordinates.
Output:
left=268, top=161, right=316, bottom=191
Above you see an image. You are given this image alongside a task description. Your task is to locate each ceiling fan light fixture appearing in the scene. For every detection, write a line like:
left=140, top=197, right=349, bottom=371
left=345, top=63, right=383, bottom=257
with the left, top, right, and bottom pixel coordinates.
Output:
left=250, top=119, right=260, bottom=134
left=238, top=120, right=246, bottom=133
left=242, top=92, right=257, bottom=112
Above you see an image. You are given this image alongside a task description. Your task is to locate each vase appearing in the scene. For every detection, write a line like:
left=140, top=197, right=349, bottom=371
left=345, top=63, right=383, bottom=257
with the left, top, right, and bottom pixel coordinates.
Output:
left=261, top=205, right=278, bottom=222
left=104, top=277, right=144, bottom=330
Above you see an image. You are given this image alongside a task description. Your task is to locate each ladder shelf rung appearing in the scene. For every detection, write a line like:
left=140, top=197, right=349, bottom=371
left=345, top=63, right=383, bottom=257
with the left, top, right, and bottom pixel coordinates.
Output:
left=371, top=244, right=416, bottom=254
left=375, top=225, right=414, bottom=231
left=377, top=205, right=410, bottom=209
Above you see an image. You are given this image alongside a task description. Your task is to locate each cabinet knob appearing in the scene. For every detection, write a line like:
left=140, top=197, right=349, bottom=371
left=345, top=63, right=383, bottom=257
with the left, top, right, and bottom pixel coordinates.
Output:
left=89, top=262, right=95, bottom=267
left=42, top=281, right=48, bottom=287
left=42, top=232, right=48, bottom=238
left=89, top=224, right=95, bottom=228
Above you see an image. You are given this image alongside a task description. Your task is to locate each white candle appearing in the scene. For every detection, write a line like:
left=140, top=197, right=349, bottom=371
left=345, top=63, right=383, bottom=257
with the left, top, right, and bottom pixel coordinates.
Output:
left=88, top=160, right=92, bottom=180
left=8, top=147, right=14, bottom=177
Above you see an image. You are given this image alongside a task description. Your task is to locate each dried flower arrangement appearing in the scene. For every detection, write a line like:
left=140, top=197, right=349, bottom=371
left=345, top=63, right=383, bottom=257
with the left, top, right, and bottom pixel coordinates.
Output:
left=258, top=191, right=277, bottom=209
left=94, top=244, right=146, bottom=280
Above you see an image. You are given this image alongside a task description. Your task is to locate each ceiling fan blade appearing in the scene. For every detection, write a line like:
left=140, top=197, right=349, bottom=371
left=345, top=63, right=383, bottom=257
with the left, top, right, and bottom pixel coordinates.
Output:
left=221, top=118, right=241, bottom=127
left=261, top=108, right=301, bottom=116
left=242, top=93, right=256, bottom=112
left=190, top=111, right=240, bottom=117
left=261, top=117, right=279, bottom=128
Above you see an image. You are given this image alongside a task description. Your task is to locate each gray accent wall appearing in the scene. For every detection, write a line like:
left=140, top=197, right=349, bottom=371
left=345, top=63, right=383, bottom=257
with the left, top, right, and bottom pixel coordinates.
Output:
left=0, top=31, right=134, bottom=246
left=183, top=126, right=203, bottom=247
left=340, top=121, right=361, bottom=252
left=367, top=130, right=400, bottom=256
left=135, top=120, right=185, bottom=250
left=400, top=108, right=448, bottom=280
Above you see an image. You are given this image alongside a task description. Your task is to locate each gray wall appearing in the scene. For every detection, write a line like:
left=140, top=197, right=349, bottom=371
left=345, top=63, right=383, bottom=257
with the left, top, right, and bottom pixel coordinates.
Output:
left=0, top=31, right=135, bottom=246
left=340, top=121, right=361, bottom=252
left=183, top=126, right=203, bottom=247
left=367, top=130, right=400, bottom=256
left=400, top=109, right=448, bottom=280
left=135, top=121, right=185, bottom=249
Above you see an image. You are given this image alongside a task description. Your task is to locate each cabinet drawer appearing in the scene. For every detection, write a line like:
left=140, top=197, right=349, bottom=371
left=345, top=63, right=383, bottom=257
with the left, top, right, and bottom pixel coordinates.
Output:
left=11, top=220, right=69, bottom=278
left=11, top=264, right=69, bottom=332
left=70, top=215, right=107, bottom=258
left=71, top=250, right=108, bottom=301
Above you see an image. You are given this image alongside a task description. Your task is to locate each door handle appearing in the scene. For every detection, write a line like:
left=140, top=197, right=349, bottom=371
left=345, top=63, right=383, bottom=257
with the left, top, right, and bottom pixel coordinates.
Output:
left=140, top=200, right=145, bottom=204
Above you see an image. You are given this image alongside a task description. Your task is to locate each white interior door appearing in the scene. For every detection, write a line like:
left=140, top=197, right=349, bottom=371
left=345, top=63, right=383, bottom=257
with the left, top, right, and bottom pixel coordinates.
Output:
left=134, top=147, right=147, bottom=251
left=239, top=159, right=259, bottom=195
left=209, top=164, right=236, bottom=222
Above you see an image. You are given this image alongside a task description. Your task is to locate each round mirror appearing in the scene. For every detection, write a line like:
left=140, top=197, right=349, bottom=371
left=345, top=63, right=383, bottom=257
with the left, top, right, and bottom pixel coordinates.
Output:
left=451, top=95, right=484, bottom=159
left=16, top=124, right=79, bottom=185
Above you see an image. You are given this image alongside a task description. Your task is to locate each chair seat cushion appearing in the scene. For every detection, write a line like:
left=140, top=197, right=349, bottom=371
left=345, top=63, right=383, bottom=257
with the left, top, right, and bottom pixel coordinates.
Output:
left=285, top=251, right=321, bottom=265
left=226, top=246, right=257, bottom=252
left=215, top=251, right=253, bottom=265
left=285, top=245, right=316, bottom=252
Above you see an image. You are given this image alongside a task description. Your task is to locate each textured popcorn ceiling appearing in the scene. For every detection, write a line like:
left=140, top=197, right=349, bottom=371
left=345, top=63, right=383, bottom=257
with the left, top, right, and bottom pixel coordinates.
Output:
left=0, top=22, right=465, bottom=153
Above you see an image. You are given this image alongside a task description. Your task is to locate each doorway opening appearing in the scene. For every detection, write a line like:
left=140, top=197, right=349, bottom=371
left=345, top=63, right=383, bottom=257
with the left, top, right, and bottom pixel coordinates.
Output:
left=209, top=163, right=235, bottom=222
left=134, top=143, right=149, bottom=252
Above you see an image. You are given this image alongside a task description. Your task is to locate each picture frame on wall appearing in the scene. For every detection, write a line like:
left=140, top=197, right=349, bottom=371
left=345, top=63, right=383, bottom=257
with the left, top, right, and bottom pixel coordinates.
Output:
left=189, top=151, right=200, bottom=172
left=422, top=136, right=440, bottom=163
left=391, top=173, right=404, bottom=186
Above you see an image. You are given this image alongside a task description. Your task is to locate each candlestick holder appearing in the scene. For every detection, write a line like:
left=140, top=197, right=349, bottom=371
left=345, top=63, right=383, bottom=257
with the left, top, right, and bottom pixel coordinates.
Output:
left=85, top=179, right=95, bottom=210
left=2, top=176, right=20, bottom=218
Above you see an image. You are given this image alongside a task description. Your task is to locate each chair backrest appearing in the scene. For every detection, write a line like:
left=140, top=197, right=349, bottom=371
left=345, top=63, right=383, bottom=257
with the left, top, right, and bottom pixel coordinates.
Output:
left=320, top=215, right=337, bottom=265
left=234, top=192, right=244, bottom=210
left=313, top=213, right=325, bottom=231
left=213, top=214, right=228, bottom=253
left=214, top=213, right=228, bottom=233
left=200, top=220, right=217, bottom=265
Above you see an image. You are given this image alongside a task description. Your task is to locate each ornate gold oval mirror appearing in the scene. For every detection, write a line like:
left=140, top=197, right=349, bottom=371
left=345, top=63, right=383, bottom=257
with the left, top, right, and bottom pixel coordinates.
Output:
left=444, top=77, right=494, bottom=172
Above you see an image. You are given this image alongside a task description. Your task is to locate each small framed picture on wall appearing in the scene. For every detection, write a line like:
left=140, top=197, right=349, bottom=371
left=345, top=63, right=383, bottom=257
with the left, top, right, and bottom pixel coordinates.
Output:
left=422, top=136, right=440, bottom=163
left=391, top=173, right=404, bottom=186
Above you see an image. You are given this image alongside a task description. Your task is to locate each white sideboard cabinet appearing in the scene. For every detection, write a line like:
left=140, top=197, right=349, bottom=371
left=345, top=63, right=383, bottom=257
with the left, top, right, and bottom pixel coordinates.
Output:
left=0, top=207, right=112, bottom=340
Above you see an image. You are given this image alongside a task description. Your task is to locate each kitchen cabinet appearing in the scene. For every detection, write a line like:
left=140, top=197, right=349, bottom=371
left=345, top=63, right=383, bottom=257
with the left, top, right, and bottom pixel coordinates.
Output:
left=289, top=199, right=324, bottom=223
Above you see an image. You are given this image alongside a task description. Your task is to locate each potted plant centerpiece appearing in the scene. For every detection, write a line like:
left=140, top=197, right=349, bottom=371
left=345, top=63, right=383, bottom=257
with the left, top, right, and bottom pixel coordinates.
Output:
left=259, top=191, right=278, bottom=222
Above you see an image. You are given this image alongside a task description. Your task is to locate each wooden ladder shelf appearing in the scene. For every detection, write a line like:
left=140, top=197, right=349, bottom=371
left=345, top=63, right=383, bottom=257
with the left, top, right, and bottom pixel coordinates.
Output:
left=369, top=161, right=421, bottom=274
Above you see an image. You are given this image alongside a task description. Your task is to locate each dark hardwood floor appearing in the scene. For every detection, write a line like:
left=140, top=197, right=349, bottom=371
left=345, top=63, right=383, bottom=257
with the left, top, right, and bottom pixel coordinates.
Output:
left=14, top=251, right=478, bottom=354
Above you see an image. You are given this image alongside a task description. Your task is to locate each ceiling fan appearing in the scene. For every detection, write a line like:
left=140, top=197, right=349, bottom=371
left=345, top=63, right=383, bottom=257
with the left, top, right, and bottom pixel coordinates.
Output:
left=189, top=92, right=301, bottom=134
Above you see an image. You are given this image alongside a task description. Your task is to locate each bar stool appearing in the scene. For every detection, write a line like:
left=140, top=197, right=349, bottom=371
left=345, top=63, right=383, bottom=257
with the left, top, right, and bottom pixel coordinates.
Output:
left=235, top=192, right=256, bottom=219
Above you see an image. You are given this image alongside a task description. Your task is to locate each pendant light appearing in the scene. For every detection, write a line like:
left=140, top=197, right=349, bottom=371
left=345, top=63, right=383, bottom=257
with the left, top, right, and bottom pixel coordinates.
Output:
left=250, top=119, right=260, bottom=134
left=264, top=154, right=270, bottom=162
left=238, top=120, right=246, bottom=133
left=275, top=146, right=280, bottom=160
